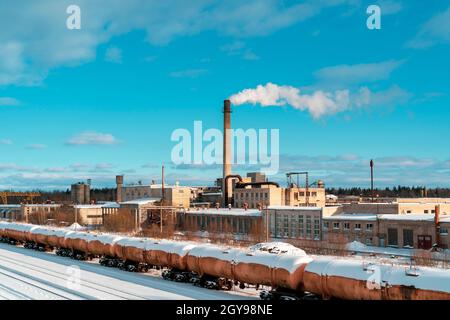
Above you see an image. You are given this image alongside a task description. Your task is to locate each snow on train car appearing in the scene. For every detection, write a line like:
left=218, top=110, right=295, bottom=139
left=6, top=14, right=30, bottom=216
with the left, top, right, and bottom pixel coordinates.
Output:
left=185, top=242, right=312, bottom=293
left=114, top=237, right=147, bottom=262
left=87, top=233, right=123, bottom=257
left=144, top=239, right=195, bottom=270
left=303, top=257, right=450, bottom=300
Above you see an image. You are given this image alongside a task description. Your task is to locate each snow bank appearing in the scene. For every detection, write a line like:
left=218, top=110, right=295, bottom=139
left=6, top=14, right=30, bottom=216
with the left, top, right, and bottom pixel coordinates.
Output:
left=346, top=241, right=367, bottom=251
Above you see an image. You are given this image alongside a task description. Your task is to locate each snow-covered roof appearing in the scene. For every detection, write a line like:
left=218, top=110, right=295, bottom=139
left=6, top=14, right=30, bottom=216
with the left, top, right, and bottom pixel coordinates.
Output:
left=324, top=214, right=378, bottom=221
left=378, top=214, right=436, bottom=222
left=0, top=205, right=21, bottom=208
left=74, top=204, right=105, bottom=209
left=268, top=205, right=322, bottom=211
left=185, top=208, right=262, bottom=217
left=23, top=204, right=62, bottom=207
left=120, top=198, right=160, bottom=205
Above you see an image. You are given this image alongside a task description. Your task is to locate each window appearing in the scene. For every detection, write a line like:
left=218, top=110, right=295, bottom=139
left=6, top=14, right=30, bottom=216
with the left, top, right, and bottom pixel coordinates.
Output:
left=440, top=227, right=448, bottom=235
left=424, top=210, right=429, bottom=214
left=406, top=210, right=412, bottom=214
left=388, top=228, right=398, bottom=247
left=354, top=223, right=361, bottom=230
left=403, top=229, right=414, bottom=248
left=283, top=215, right=289, bottom=237
left=333, top=222, right=340, bottom=230
left=298, top=215, right=304, bottom=238
left=431, top=210, right=436, bottom=214
left=311, top=192, right=317, bottom=197
left=313, top=219, right=320, bottom=240
left=323, top=221, right=329, bottom=230
left=366, top=237, right=372, bottom=246
left=306, top=216, right=312, bottom=238
left=290, top=216, right=297, bottom=238
left=366, top=223, right=373, bottom=231
left=344, top=222, right=350, bottom=230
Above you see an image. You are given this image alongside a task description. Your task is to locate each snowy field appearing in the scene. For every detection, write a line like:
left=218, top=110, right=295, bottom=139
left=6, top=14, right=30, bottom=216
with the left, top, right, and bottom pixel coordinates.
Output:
left=0, top=243, right=258, bottom=300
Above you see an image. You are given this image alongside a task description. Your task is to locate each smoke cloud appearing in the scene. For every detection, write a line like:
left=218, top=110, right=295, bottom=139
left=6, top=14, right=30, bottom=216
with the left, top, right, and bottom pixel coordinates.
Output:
left=230, top=82, right=373, bottom=118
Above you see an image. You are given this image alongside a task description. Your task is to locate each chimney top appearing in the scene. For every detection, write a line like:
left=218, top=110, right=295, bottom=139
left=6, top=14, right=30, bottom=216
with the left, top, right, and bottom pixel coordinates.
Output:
left=223, top=99, right=231, bottom=113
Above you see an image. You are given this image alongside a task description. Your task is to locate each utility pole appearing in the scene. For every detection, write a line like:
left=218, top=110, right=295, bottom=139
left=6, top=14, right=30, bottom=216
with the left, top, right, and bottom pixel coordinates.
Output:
left=370, top=160, right=374, bottom=203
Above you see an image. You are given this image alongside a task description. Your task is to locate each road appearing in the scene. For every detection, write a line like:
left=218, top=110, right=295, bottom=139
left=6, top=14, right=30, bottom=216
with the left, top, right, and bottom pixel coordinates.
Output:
left=0, top=243, right=257, bottom=300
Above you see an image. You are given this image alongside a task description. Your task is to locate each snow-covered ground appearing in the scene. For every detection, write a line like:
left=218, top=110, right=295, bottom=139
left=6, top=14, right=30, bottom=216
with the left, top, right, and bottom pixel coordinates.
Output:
left=0, top=243, right=258, bottom=300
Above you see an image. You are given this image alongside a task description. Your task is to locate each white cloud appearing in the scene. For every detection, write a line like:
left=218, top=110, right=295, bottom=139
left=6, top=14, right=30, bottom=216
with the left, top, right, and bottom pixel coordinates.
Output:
left=408, top=6, right=450, bottom=48
left=169, top=69, right=208, bottom=78
left=314, top=60, right=403, bottom=86
left=66, top=131, right=119, bottom=145
left=104, top=46, right=122, bottom=63
left=0, top=97, right=21, bottom=106
left=0, top=139, right=13, bottom=145
left=229, top=82, right=409, bottom=119
left=0, top=0, right=354, bottom=87
left=220, top=41, right=259, bottom=60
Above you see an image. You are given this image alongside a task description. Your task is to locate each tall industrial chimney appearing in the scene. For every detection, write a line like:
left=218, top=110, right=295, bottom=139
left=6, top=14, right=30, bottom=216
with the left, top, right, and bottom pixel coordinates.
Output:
left=435, top=205, right=441, bottom=248
left=370, top=159, right=374, bottom=203
left=222, top=99, right=232, bottom=206
left=116, top=175, right=123, bottom=203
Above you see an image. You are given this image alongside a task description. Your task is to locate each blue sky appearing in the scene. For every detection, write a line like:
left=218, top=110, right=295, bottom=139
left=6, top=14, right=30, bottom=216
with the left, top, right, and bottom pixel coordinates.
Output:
left=0, top=0, right=450, bottom=190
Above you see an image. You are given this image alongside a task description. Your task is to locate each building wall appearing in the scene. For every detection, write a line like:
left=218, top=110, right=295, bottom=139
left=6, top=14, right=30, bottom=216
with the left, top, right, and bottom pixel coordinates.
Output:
left=74, top=207, right=103, bottom=226
left=322, top=217, right=378, bottom=245
left=377, top=219, right=436, bottom=249
left=183, top=213, right=261, bottom=235
left=268, top=207, right=322, bottom=241
left=122, top=185, right=190, bottom=208
left=234, top=186, right=283, bottom=209
left=285, top=187, right=326, bottom=207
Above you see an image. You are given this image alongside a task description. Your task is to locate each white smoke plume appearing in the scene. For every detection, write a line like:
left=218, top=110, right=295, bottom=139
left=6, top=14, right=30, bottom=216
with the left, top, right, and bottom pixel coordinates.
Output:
left=229, top=82, right=372, bottom=119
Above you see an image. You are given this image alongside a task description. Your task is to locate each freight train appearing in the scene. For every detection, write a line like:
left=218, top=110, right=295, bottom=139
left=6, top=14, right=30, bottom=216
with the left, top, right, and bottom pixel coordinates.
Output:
left=1, top=221, right=449, bottom=300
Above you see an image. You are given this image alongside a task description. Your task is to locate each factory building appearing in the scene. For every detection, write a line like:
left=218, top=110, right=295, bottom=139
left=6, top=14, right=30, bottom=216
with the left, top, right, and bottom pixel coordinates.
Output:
left=0, top=205, right=21, bottom=220
left=70, top=181, right=91, bottom=204
left=335, top=199, right=450, bottom=215
left=322, top=206, right=450, bottom=249
left=267, top=206, right=323, bottom=240
left=102, top=198, right=160, bottom=225
left=180, top=207, right=263, bottom=238
left=73, top=204, right=105, bottom=227
left=116, top=175, right=190, bottom=208
left=233, top=185, right=326, bottom=209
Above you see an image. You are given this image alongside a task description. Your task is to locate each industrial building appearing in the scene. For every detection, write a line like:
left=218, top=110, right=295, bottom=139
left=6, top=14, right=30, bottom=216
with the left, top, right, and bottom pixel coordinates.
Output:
left=179, top=207, right=263, bottom=239
left=332, top=199, right=450, bottom=215
left=323, top=205, right=450, bottom=249
left=70, top=181, right=91, bottom=204
left=0, top=205, right=21, bottom=220
left=116, top=175, right=190, bottom=208
left=233, top=185, right=326, bottom=209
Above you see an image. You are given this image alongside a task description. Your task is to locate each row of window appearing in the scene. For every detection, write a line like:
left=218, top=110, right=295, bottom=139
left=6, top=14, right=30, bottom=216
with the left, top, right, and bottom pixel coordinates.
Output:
left=294, top=191, right=318, bottom=198
left=237, top=192, right=269, bottom=199
left=324, top=221, right=374, bottom=232
left=273, top=214, right=320, bottom=240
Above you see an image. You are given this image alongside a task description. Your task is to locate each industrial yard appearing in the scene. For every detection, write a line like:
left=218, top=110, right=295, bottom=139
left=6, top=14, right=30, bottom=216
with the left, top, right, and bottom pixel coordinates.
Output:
left=1, top=1, right=450, bottom=305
